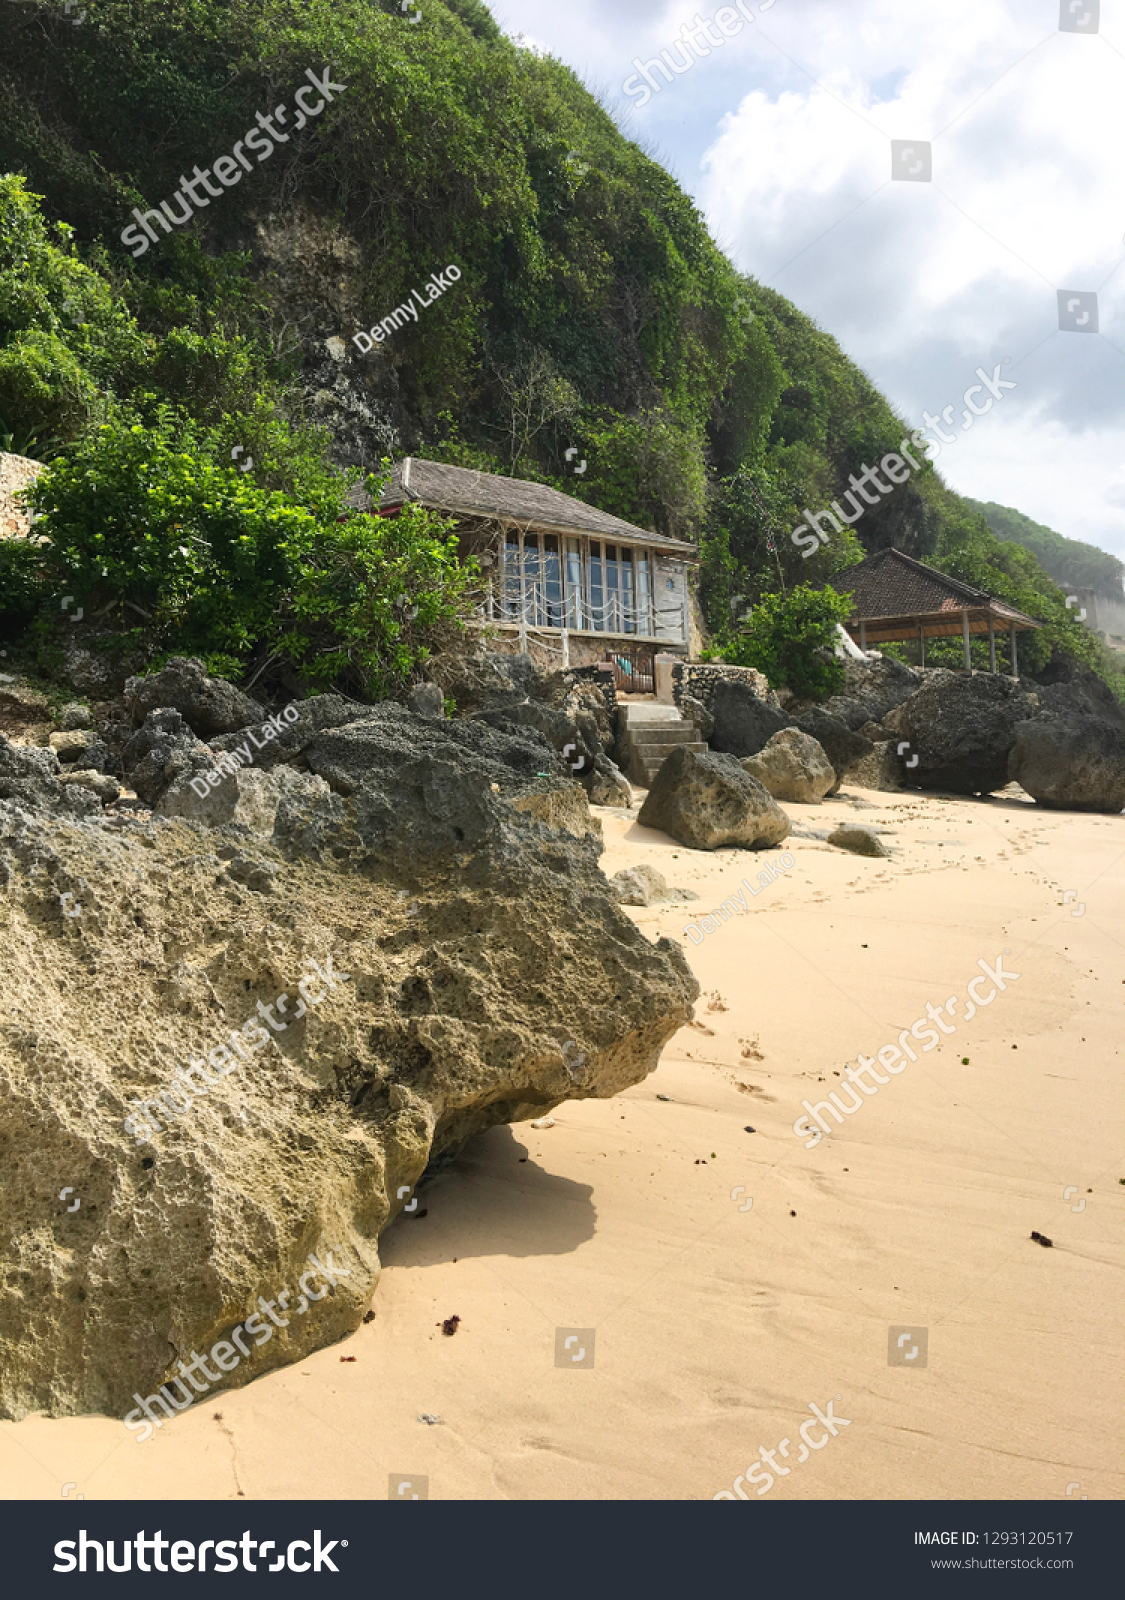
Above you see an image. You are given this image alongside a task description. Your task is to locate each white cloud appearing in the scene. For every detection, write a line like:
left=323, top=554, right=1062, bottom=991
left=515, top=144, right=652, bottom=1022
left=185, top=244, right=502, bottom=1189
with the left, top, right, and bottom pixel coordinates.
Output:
left=496, top=0, right=1125, bottom=556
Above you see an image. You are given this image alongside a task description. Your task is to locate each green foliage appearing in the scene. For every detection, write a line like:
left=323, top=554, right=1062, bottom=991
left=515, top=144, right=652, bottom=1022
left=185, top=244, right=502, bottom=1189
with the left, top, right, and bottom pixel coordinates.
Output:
left=965, top=498, right=1124, bottom=594
left=22, top=418, right=472, bottom=694
left=568, top=410, right=708, bottom=538
left=718, top=582, right=855, bottom=701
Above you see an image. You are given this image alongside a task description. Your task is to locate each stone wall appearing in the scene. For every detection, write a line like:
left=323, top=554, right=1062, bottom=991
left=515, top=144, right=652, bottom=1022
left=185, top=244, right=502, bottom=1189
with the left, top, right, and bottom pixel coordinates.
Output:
left=672, top=661, right=776, bottom=711
left=0, top=452, right=44, bottom=541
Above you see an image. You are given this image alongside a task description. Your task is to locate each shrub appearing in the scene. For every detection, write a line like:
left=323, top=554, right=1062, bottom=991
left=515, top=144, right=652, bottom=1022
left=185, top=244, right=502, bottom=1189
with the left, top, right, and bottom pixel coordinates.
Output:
left=719, top=582, right=855, bottom=701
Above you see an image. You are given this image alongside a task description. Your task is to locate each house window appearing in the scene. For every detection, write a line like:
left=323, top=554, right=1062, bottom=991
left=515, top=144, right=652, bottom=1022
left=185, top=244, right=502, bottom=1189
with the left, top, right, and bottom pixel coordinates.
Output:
left=496, top=529, right=681, bottom=640
left=565, top=538, right=584, bottom=628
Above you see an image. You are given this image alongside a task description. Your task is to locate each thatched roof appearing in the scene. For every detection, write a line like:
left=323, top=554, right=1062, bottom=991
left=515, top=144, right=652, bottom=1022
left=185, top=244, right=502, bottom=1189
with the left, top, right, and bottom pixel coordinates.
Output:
left=831, top=547, right=1040, bottom=640
left=345, top=458, right=696, bottom=555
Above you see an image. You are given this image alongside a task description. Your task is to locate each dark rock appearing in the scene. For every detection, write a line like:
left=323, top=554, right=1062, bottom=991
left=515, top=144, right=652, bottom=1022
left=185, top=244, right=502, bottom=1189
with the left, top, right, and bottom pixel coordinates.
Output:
left=125, top=657, right=264, bottom=738
left=587, top=753, right=634, bottom=809
left=1034, top=669, right=1125, bottom=729
left=796, top=709, right=873, bottom=795
left=680, top=693, right=714, bottom=742
left=48, top=729, right=110, bottom=772
left=638, top=745, right=791, bottom=851
left=59, top=703, right=92, bottom=731
left=122, top=708, right=215, bottom=807
left=821, top=656, right=922, bottom=731
left=710, top=680, right=793, bottom=758
left=0, top=736, right=99, bottom=817
left=845, top=741, right=905, bottom=792
left=884, top=670, right=1038, bottom=794
left=210, top=694, right=380, bottom=772
left=408, top=683, right=445, bottom=720
left=61, top=633, right=140, bottom=697
left=1008, top=716, right=1125, bottom=813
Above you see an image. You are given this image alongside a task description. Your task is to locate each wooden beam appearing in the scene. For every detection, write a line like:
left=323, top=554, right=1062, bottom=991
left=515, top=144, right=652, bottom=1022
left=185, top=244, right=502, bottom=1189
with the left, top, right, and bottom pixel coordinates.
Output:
left=962, top=609, right=972, bottom=672
left=860, top=619, right=867, bottom=652
left=918, top=623, right=926, bottom=669
left=988, top=613, right=996, bottom=673
left=1011, top=623, right=1018, bottom=677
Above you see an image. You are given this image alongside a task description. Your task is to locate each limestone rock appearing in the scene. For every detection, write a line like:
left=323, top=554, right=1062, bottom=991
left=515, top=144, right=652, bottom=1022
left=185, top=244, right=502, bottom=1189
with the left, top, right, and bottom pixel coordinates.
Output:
left=0, top=707, right=697, bottom=1422
left=0, top=735, right=100, bottom=817
left=57, top=769, right=121, bottom=805
left=680, top=693, right=714, bottom=742
left=638, top=745, right=791, bottom=851
left=122, top=709, right=215, bottom=807
left=795, top=708, right=872, bottom=795
left=844, top=740, right=905, bottom=792
left=125, top=657, right=265, bottom=738
left=740, top=728, right=836, bottom=804
left=60, top=703, right=93, bottom=731
left=407, top=683, right=445, bottom=720
left=1008, top=716, right=1125, bottom=813
left=820, top=656, right=922, bottom=731
left=49, top=728, right=110, bottom=771
left=508, top=780, right=601, bottom=840
left=885, top=670, right=1038, bottom=794
left=610, top=864, right=697, bottom=906
left=709, top=680, right=793, bottom=759
left=587, top=754, right=634, bottom=809
left=827, top=825, right=889, bottom=857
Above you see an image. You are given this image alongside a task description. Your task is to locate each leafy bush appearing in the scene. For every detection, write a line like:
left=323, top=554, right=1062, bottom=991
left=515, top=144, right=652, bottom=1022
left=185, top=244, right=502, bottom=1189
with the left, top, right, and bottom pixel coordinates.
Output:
left=719, top=582, right=855, bottom=701
left=23, top=417, right=474, bottom=695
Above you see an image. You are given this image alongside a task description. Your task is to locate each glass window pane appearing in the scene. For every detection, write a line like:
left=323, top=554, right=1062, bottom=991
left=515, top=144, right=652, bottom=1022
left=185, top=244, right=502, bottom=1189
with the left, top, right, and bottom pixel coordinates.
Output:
left=566, top=539, right=583, bottom=629
left=605, top=543, right=619, bottom=632
left=503, top=532, right=521, bottom=619
left=523, top=532, right=541, bottom=625
left=636, top=550, right=651, bottom=636
left=620, top=548, right=635, bottom=634
left=543, top=534, right=562, bottom=627
left=590, top=542, right=604, bottom=632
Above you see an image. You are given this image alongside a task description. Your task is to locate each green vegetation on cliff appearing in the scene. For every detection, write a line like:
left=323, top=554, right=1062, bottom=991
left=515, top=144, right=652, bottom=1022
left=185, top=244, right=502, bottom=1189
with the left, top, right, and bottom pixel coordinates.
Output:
left=0, top=0, right=1117, bottom=698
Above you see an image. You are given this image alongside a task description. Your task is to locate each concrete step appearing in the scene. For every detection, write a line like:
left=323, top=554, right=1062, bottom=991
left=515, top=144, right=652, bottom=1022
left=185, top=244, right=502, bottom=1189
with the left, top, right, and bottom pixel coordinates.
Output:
left=637, top=741, right=707, bottom=781
left=628, top=725, right=699, bottom=747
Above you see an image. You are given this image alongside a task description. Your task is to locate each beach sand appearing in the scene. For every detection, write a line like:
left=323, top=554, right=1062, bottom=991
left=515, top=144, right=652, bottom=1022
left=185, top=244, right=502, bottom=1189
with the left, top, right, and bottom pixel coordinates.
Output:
left=3, top=784, right=1123, bottom=1500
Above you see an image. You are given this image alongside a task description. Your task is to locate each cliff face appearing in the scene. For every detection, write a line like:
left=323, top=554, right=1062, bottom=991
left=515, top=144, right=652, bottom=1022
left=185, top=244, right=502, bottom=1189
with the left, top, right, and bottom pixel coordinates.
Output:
left=0, top=706, right=697, bottom=1421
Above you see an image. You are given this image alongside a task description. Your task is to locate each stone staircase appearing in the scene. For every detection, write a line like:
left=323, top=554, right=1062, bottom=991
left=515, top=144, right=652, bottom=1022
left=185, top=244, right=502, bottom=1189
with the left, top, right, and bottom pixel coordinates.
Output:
left=617, top=703, right=707, bottom=789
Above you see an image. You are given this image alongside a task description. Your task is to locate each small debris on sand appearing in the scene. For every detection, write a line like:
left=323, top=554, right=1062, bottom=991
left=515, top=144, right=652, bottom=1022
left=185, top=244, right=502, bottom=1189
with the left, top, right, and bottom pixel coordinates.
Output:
left=1030, top=1231, right=1053, bottom=1248
left=744, top=1126, right=756, bottom=1134
left=531, top=1116, right=555, bottom=1129
left=418, top=1413, right=443, bottom=1425
left=656, top=1094, right=673, bottom=1102
left=706, top=990, right=728, bottom=1012
left=362, top=1310, right=376, bottom=1324
left=340, top=1355, right=357, bottom=1362
left=441, top=1315, right=461, bottom=1336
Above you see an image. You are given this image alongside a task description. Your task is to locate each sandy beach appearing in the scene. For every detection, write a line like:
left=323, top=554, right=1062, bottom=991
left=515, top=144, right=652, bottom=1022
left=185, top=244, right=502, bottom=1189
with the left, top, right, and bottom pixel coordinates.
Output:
left=3, top=783, right=1122, bottom=1501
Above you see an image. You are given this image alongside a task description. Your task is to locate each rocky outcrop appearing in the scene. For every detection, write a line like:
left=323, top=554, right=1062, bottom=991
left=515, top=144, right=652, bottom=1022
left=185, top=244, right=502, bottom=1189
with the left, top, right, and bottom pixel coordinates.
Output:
left=0, top=704, right=697, bottom=1422
left=795, top=708, right=872, bottom=795
left=820, top=656, right=921, bottom=732
left=740, top=728, right=836, bottom=804
left=638, top=745, right=791, bottom=851
left=588, top=754, right=634, bottom=809
left=845, top=740, right=906, bottom=792
left=709, top=680, right=793, bottom=759
left=1008, top=716, right=1125, bottom=813
left=883, top=670, right=1038, bottom=794
left=122, top=709, right=216, bottom=807
left=126, top=657, right=265, bottom=738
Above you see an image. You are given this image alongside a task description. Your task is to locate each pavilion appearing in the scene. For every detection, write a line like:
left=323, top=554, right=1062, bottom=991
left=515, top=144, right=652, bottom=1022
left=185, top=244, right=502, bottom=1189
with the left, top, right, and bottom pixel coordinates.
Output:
left=829, top=547, right=1041, bottom=674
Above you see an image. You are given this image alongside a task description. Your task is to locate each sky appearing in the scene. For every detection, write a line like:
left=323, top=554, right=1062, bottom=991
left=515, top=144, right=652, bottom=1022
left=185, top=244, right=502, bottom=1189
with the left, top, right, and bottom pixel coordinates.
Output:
left=490, top=0, right=1125, bottom=562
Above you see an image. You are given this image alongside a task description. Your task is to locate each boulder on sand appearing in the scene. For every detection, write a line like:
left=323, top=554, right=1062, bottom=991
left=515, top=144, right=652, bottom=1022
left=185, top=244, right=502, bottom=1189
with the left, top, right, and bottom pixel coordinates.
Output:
left=709, top=679, right=793, bottom=758
left=883, top=670, right=1037, bottom=794
left=845, top=740, right=905, bottom=792
left=740, top=727, right=835, bottom=803
left=0, top=704, right=697, bottom=1422
left=1008, top=716, right=1125, bottom=813
left=638, top=745, right=791, bottom=851
left=827, top=824, right=889, bottom=858
left=795, top=708, right=873, bottom=795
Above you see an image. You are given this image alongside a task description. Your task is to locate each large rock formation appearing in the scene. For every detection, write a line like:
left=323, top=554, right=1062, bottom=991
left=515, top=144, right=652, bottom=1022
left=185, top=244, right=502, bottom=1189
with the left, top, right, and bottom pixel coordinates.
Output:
left=883, top=670, right=1037, bottom=794
left=709, top=680, right=793, bottom=759
left=740, top=728, right=836, bottom=804
left=1008, top=716, right=1125, bottom=813
left=125, top=657, right=266, bottom=737
left=819, top=656, right=921, bottom=731
left=794, top=708, right=873, bottom=795
left=0, top=706, right=697, bottom=1423
left=638, top=745, right=791, bottom=850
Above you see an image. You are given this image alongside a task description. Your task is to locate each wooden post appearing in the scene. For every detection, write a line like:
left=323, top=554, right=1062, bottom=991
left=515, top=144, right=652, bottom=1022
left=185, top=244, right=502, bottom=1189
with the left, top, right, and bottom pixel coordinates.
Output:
left=918, top=623, right=925, bottom=669
left=561, top=628, right=570, bottom=669
left=1010, top=624, right=1018, bottom=677
left=859, top=619, right=867, bottom=652
left=962, top=609, right=972, bottom=672
left=988, top=613, right=996, bottom=674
